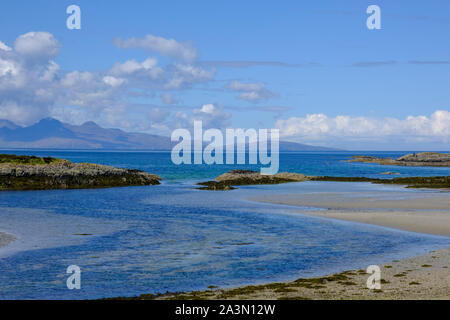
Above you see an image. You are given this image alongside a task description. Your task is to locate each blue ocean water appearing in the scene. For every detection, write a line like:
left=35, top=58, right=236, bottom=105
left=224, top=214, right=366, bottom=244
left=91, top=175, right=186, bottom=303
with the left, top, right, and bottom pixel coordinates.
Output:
left=1, top=150, right=449, bottom=181
left=0, top=150, right=449, bottom=299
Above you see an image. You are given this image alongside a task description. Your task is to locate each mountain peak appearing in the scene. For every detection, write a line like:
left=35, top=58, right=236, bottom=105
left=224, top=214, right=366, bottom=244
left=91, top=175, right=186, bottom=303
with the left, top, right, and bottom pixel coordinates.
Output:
left=81, top=121, right=101, bottom=128
left=0, top=117, right=343, bottom=151
left=0, top=119, right=20, bottom=130
left=37, top=117, right=62, bottom=124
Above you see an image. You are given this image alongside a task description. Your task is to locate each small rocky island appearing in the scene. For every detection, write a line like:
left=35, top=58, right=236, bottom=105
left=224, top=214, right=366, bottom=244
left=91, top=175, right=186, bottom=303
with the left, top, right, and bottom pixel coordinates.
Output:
left=197, top=170, right=311, bottom=190
left=198, top=169, right=450, bottom=190
left=348, top=152, right=450, bottom=167
left=0, top=154, right=161, bottom=191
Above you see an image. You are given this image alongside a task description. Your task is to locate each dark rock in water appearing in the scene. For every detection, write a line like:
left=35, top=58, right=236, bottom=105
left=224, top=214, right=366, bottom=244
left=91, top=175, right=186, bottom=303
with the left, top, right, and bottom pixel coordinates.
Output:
left=311, top=176, right=450, bottom=189
left=197, top=181, right=237, bottom=191
left=227, top=169, right=258, bottom=175
left=197, top=170, right=312, bottom=190
left=397, top=152, right=450, bottom=163
left=348, top=152, right=450, bottom=167
left=0, top=154, right=161, bottom=191
left=198, top=169, right=450, bottom=191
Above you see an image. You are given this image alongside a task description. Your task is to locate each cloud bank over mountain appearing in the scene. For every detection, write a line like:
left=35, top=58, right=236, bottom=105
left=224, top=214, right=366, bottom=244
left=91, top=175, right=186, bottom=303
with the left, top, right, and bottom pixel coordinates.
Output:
left=275, top=110, right=450, bottom=150
left=0, top=117, right=339, bottom=151
left=0, top=31, right=220, bottom=134
left=0, top=31, right=448, bottom=150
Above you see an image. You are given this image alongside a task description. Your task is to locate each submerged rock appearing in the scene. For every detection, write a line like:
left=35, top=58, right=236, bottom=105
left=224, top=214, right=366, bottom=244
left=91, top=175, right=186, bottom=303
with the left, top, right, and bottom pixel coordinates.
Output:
left=0, top=155, right=161, bottom=191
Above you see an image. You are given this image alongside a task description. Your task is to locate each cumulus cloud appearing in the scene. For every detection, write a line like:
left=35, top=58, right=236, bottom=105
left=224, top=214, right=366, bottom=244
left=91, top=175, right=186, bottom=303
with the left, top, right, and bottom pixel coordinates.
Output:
left=114, top=34, right=197, bottom=62
left=164, top=103, right=231, bottom=130
left=0, top=41, right=12, bottom=52
left=165, top=63, right=215, bottom=89
left=0, top=31, right=220, bottom=132
left=275, top=110, right=450, bottom=145
left=0, top=32, right=63, bottom=124
left=191, top=103, right=231, bottom=129
left=109, top=57, right=163, bottom=80
left=61, top=71, right=121, bottom=108
left=226, top=80, right=278, bottom=102
left=14, top=32, right=60, bottom=61
left=103, top=75, right=126, bottom=87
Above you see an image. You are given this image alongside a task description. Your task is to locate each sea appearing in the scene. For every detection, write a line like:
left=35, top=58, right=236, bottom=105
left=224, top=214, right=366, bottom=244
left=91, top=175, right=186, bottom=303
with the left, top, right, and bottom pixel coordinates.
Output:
left=0, top=150, right=449, bottom=299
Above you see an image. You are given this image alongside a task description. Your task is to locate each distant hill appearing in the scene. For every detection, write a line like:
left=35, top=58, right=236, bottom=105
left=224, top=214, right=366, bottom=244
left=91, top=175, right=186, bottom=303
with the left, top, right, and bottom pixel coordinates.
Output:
left=0, top=120, right=20, bottom=130
left=0, top=118, right=342, bottom=151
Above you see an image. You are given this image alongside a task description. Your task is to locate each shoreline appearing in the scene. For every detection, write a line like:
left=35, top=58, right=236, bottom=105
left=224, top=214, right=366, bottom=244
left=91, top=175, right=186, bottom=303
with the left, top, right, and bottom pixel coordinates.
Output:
left=110, top=246, right=450, bottom=300
left=147, top=247, right=450, bottom=300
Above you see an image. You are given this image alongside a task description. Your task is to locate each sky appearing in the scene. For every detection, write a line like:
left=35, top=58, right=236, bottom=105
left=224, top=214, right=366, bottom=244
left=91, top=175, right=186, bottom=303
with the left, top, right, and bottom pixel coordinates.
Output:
left=0, top=0, right=449, bottom=150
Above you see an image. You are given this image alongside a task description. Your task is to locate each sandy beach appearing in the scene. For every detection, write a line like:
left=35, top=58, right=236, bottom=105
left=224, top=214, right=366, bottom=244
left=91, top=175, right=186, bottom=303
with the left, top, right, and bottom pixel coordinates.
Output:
left=0, top=232, right=15, bottom=249
left=248, top=192, right=450, bottom=237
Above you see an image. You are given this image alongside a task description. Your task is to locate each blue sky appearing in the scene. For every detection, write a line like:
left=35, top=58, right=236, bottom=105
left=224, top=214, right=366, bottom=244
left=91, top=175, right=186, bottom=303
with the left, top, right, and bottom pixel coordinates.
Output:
left=0, top=0, right=449, bottom=150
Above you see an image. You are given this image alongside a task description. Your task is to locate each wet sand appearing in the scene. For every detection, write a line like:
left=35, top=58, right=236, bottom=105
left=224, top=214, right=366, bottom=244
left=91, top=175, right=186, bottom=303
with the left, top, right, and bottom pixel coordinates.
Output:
left=248, top=193, right=450, bottom=237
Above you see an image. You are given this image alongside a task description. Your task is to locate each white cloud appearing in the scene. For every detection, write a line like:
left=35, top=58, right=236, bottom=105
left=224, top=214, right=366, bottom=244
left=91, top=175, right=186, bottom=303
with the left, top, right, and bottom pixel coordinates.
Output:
left=0, top=33, right=63, bottom=124
left=198, top=103, right=215, bottom=114
left=114, top=34, right=197, bottom=62
left=275, top=111, right=450, bottom=144
left=0, top=41, right=12, bottom=51
left=0, top=31, right=223, bottom=132
left=227, top=80, right=277, bottom=102
left=40, top=61, right=60, bottom=81
left=109, top=57, right=163, bottom=79
left=14, top=32, right=60, bottom=61
left=103, top=76, right=126, bottom=87
left=192, top=103, right=231, bottom=128
left=165, top=63, right=215, bottom=89
left=0, top=58, right=20, bottom=77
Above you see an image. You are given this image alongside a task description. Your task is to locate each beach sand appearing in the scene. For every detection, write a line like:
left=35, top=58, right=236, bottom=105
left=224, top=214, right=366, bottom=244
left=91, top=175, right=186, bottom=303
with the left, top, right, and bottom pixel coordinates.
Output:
left=0, top=232, right=15, bottom=249
left=248, top=193, right=450, bottom=237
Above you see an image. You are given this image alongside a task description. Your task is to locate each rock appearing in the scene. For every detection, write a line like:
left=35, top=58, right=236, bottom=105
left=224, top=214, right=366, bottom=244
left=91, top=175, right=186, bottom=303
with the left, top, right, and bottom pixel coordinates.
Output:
left=381, top=172, right=401, bottom=175
left=0, top=155, right=161, bottom=191
left=198, top=169, right=450, bottom=191
left=197, top=170, right=313, bottom=190
left=215, top=170, right=310, bottom=183
left=311, top=175, right=450, bottom=189
left=397, top=152, right=450, bottom=163
left=348, top=152, right=450, bottom=167
left=197, top=181, right=237, bottom=191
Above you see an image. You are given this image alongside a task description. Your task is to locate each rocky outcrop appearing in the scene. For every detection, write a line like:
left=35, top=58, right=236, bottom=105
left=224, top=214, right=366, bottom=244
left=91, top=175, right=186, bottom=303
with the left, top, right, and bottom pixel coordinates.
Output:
left=348, top=152, right=450, bottom=167
left=0, top=155, right=161, bottom=191
left=197, top=170, right=312, bottom=190
left=311, top=175, right=450, bottom=189
left=397, top=152, right=450, bottom=163
left=198, top=169, right=450, bottom=191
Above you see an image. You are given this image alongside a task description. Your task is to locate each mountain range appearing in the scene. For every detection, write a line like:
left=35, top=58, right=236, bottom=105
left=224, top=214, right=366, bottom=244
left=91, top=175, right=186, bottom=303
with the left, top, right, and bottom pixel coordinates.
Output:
left=0, top=118, right=342, bottom=151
